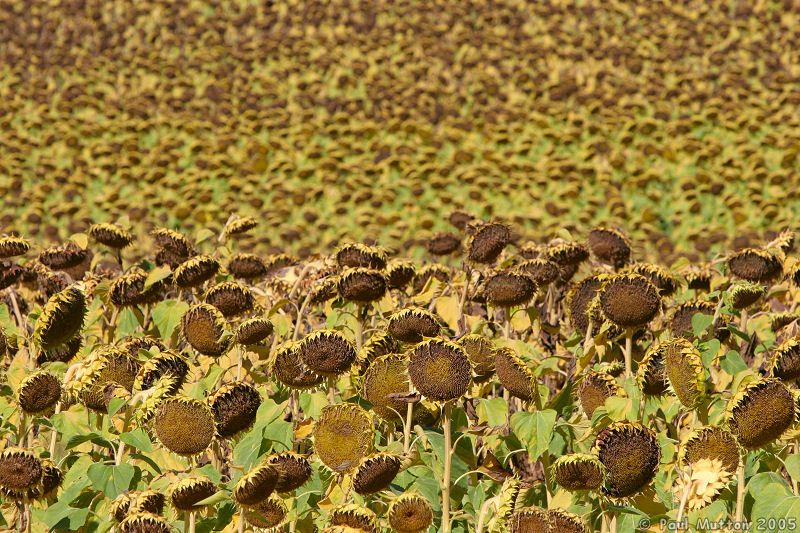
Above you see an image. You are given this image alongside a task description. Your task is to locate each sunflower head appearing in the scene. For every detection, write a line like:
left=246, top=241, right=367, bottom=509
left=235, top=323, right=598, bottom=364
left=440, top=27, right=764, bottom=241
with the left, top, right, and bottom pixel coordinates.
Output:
left=509, top=507, right=549, bottom=533
left=387, top=493, right=434, bottom=533
left=39, top=242, right=90, bottom=270
left=409, top=338, right=472, bottom=402
left=588, top=227, right=631, bottom=268
left=566, top=274, right=606, bottom=335
left=110, top=268, right=169, bottom=306
left=0, top=447, right=42, bottom=491
left=459, top=334, right=496, bottom=381
left=552, top=453, right=604, bottom=491
left=361, top=353, right=411, bottom=422
left=670, top=300, right=716, bottom=339
left=242, top=495, right=287, bottom=529
left=387, top=259, right=416, bottom=290
left=685, top=265, right=712, bottom=292
left=544, top=241, right=590, bottom=269
left=33, top=285, right=86, bottom=350
left=495, top=347, right=536, bottom=402
left=88, top=223, right=134, bottom=249
left=151, top=228, right=194, bottom=257
left=313, top=403, right=373, bottom=473
left=329, top=504, right=378, bottom=533
left=357, top=330, right=401, bottom=370
left=599, top=273, right=661, bottom=328
left=627, top=262, right=678, bottom=296
left=594, top=422, right=661, bottom=498
left=769, top=337, right=800, bottom=381
left=467, top=222, right=511, bottom=264
left=352, top=453, right=403, bottom=495
left=426, top=232, right=462, bottom=256
left=134, top=350, right=189, bottom=393
left=578, top=371, right=623, bottom=418
left=412, top=264, right=450, bottom=293
left=119, top=512, right=172, bottom=533
left=663, top=338, right=706, bottom=408
left=224, top=216, right=258, bottom=237
left=209, top=382, right=262, bottom=439
left=236, top=317, right=274, bottom=346
left=111, top=490, right=165, bottom=522
left=387, top=308, right=441, bottom=343
left=727, top=281, right=766, bottom=310
left=0, top=236, right=30, bottom=258
left=181, top=303, right=230, bottom=356
left=672, top=458, right=734, bottom=511
left=637, top=342, right=670, bottom=396
left=204, top=281, right=255, bottom=317
left=336, top=243, right=387, bottom=270
left=298, top=329, right=357, bottom=376
left=726, top=378, right=795, bottom=449
left=228, top=253, right=268, bottom=279
left=515, top=258, right=560, bottom=286
left=337, top=268, right=388, bottom=303
left=727, top=248, right=782, bottom=282
left=18, top=370, right=61, bottom=415
left=152, top=397, right=216, bottom=456
left=548, top=509, right=592, bottom=533
left=174, top=255, right=219, bottom=288
left=272, top=341, right=324, bottom=389
left=267, top=452, right=313, bottom=492
left=679, top=426, right=741, bottom=473
left=170, top=476, right=216, bottom=511
left=233, top=462, right=278, bottom=506
left=309, top=276, right=340, bottom=305
left=483, top=271, right=537, bottom=307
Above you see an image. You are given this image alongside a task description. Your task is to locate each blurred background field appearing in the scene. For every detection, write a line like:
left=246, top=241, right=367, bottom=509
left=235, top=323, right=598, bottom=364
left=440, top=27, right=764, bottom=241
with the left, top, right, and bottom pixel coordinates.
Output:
left=2, top=0, right=800, bottom=260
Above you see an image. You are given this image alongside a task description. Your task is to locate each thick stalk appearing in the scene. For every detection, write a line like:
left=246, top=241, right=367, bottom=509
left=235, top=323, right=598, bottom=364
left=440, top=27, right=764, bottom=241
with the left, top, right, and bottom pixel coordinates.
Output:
left=675, top=469, right=692, bottom=522
left=441, top=403, right=453, bottom=533
left=403, top=401, right=414, bottom=454
left=49, top=402, right=62, bottom=459
left=735, top=462, right=745, bottom=522
left=475, top=497, right=495, bottom=533
left=624, top=330, right=633, bottom=379
left=354, top=304, right=364, bottom=352
left=327, top=376, right=337, bottom=405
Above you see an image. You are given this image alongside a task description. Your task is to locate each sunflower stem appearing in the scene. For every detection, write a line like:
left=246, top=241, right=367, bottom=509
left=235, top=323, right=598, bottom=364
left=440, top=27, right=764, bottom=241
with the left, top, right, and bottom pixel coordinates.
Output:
left=8, top=289, right=25, bottom=331
left=236, top=344, right=244, bottom=380
left=404, top=381, right=415, bottom=454
left=327, top=376, right=337, bottom=405
left=17, top=412, right=26, bottom=447
left=49, top=402, right=62, bottom=459
left=292, top=290, right=314, bottom=341
left=623, top=330, right=633, bottom=379
left=23, top=497, right=31, bottom=533
left=188, top=510, right=196, bottom=533
left=456, top=266, right=472, bottom=335
left=675, top=467, right=692, bottom=523
left=441, top=402, right=453, bottom=533
left=735, top=461, right=745, bottom=522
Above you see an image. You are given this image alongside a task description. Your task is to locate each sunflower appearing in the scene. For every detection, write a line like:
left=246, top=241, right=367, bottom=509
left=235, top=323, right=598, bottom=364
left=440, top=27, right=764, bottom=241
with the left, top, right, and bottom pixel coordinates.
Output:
left=181, top=303, right=231, bottom=356
left=594, top=422, right=660, bottom=498
left=408, top=338, right=472, bottom=402
left=387, top=493, right=434, bottom=533
left=726, top=378, right=795, bottom=448
left=588, top=227, right=631, bottom=268
left=208, top=382, right=262, bottom=439
left=152, top=397, right=216, bottom=456
left=387, top=308, right=441, bottom=343
left=33, top=285, right=86, bottom=350
left=313, top=403, right=373, bottom=473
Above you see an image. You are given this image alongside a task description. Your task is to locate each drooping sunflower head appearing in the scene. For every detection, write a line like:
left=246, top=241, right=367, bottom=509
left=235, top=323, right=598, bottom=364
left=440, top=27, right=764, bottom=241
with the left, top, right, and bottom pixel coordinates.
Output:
left=119, top=512, right=172, bottom=533
left=329, top=504, right=378, bottom=533
left=170, top=476, right=216, bottom=511
left=0, top=236, right=30, bottom=258
left=663, top=337, right=706, bottom=408
left=544, top=241, right=590, bottom=275
left=459, top=334, right=496, bottom=381
left=80, top=382, right=130, bottom=414
left=566, top=274, right=606, bottom=335
left=37, top=335, right=83, bottom=365
left=233, top=462, right=278, bottom=507
left=669, top=300, right=717, bottom=339
left=515, top=258, right=560, bottom=287
left=627, top=262, right=678, bottom=296
left=39, top=242, right=90, bottom=271
left=110, top=268, right=169, bottom=306
left=483, top=271, right=537, bottom=307
left=426, top=232, right=462, bottom=256
left=298, top=330, right=357, bottom=376
left=387, top=493, right=434, bottom=533
left=386, top=259, right=416, bottom=290
left=133, top=350, right=189, bottom=393
left=495, top=347, right=536, bottom=402
left=672, top=458, right=734, bottom=512
left=111, top=490, right=166, bottom=522
left=228, top=253, right=268, bottom=280
left=361, top=353, right=410, bottom=422
left=174, top=255, right=219, bottom=288
left=151, top=228, right=194, bottom=257
left=96, top=347, right=141, bottom=392
left=684, top=265, right=713, bottom=292
left=357, top=330, right=401, bottom=370
left=33, top=285, right=86, bottom=351
left=594, top=422, right=661, bottom=499
left=552, top=453, right=604, bottom=492
left=313, top=403, right=373, bottom=474
left=236, top=317, right=274, bottom=346
left=336, top=243, right=388, bottom=270
left=467, top=222, right=511, bottom=264
left=727, top=281, right=766, bottom=310
left=133, top=374, right=181, bottom=426
left=588, top=227, right=631, bottom=268
left=408, top=338, right=472, bottom=402
left=121, top=336, right=166, bottom=359
left=637, top=342, right=670, bottom=396
left=267, top=452, right=313, bottom=493
left=770, top=312, right=800, bottom=332
left=769, top=337, right=800, bottom=381
left=726, top=378, right=795, bottom=449
left=599, top=273, right=661, bottom=328
left=509, top=506, right=549, bottom=533
left=727, top=247, right=782, bottom=282
left=152, top=397, right=216, bottom=457
left=412, top=264, right=450, bottom=293
left=387, top=308, right=441, bottom=343
left=271, top=341, right=324, bottom=390
left=0, top=447, right=42, bottom=492
left=578, top=371, right=623, bottom=418
left=309, top=276, right=340, bottom=305
left=181, top=303, right=231, bottom=356
left=548, top=509, right=592, bottom=533
left=679, top=426, right=741, bottom=473
left=204, top=281, right=255, bottom=317
left=208, top=382, right=262, bottom=439
left=18, top=370, right=61, bottom=415
left=337, top=268, right=388, bottom=303
left=242, top=495, right=287, bottom=530
left=352, top=453, right=403, bottom=495
left=224, top=215, right=258, bottom=237
left=88, top=223, right=133, bottom=249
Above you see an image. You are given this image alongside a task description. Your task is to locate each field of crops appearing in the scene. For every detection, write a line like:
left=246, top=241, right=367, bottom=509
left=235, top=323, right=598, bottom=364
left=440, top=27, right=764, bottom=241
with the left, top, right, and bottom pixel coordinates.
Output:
left=3, top=0, right=800, bottom=532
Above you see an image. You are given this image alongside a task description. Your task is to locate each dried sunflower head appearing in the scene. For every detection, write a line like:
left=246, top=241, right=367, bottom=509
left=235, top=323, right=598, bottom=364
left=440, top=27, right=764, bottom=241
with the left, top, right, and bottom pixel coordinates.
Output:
left=387, top=259, right=416, bottom=290
left=588, top=227, right=631, bottom=268
left=637, top=342, right=670, bottom=396
left=111, top=490, right=165, bottom=522
left=174, top=255, right=219, bottom=288
left=509, top=507, right=549, bottom=533
left=467, top=222, right=511, bottom=264
left=151, top=228, right=194, bottom=257
left=727, top=281, right=765, bottom=310
left=119, top=512, right=172, bottom=533
left=110, top=268, right=169, bottom=306
left=409, top=338, right=472, bottom=402
left=242, top=495, right=287, bottom=529
left=548, top=509, right=592, bottom=533
left=337, top=268, right=388, bottom=303
left=0, top=236, right=30, bottom=258
left=133, top=350, right=189, bottom=393
left=387, top=493, right=434, bottom=533
left=18, top=370, right=61, bottom=415
left=426, top=232, right=461, bottom=256
left=458, top=334, right=496, bottom=382
left=224, top=215, right=258, bottom=237
left=552, top=453, right=604, bottom=491
left=204, top=281, right=255, bottom=317
left=336, top=243, right=387, bottom=270
left=727, top=248, right=782, bottom=282
left=36, top=335, right=82, bottom=364
left=352, top=453, right=403, bottom=495
left=329, top=504, right=378, bottom=533
left=0, top=447, right=42, bottom=492
left=412, top=264, right=450, bottom=293
left=181, top=303, right=230, bottom=356
left=769, top=337, right=800, bottom=381
left=599, top=273, right=660, bottom=328
left=152, top=397, right=216, bottom=456
left=236, top=317, right=274, bottom=346
left=679, top=426, right=741, bottom=473
left=170, top=476, right=216, bottom=511
left=33, top=285, right=86, bottom=350
left=483, top=271, right=537, bottom=307
left=357, top=330, right=401, bottom=371
left=298, top=330, right=357, bottom=376
left=670, top=300, right=716, bottom=340
left=578, top=371, right=623, bottom=418
left=566, top=274, right=607, bottom=335
left=272, top=341, right=323, bottom=389
left=495, top=347, right=536, bottom=402
left=228, top=253, right=268, bottom=280
left=209, top=382, right=261, bottom=439
left=361, top=353, right=411, bottom=422
left=267, top=452, right=312, bottom=493
left=627, top=262, right=678, bottom=296
left=387, top=308, right=441, bottom=343
left=726, top=378, right=795, bottom=449
left=663, top=338, right=706, bottom=408
left=234, top=462, right=278, bottom=506
left=313, top=403, right=373, bottom=473
left=88, top=223, right=133, bottom=249
left=594, top=422, right=661, bottom=498
left=39, top=242, right=89, bottom=270
left=515, top=258, right=560, bottom=286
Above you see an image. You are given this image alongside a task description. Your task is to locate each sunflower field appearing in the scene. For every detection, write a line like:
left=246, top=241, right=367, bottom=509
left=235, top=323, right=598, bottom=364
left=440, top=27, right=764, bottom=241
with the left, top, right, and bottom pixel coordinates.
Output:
left=3, top=1, right=800, bottom=532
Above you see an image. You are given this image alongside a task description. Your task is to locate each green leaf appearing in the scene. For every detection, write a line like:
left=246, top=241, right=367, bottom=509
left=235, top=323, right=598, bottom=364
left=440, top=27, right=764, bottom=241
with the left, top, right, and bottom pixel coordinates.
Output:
left=692, top=312, right=714, bottom=338
left=120, top=428, right=153, bottom=453
left=107, top=397, right=127, bottom=418
left=509, top=409, right=557, bottom=460
left=194, top=490, right=229, bottom=506
left=87, top=463, right=137, bottom=500
left=719, top=350, right=748, bottom=375
left=144, top=266, right=172, bottom=291
left=787, top=455, right=800, bottom=483
left=152, top=299, right=190, bottom=340
left=65, top=432, right=112, bottom=450
left=476, top=398, right=508, bottom=427
left=749, top=472, right=800, bottom=530
left=34, top=501, right=90, bottom=530
left=117, top=307, right=142, bottom=337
